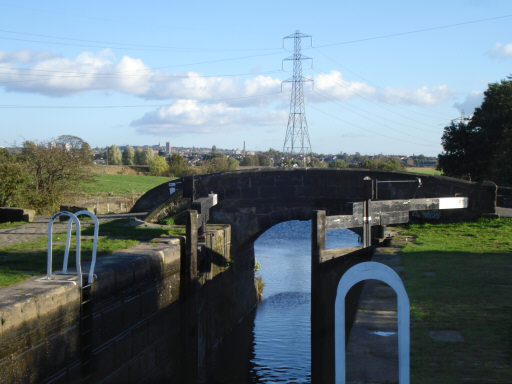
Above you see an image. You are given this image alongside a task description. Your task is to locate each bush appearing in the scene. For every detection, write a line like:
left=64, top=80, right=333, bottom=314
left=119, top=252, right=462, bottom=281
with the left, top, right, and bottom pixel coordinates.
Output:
left=149, top=155, right=169, bottom=176
left=1, top=136, right=93, bottom=213
left=0, top=151, right=28, bottom=207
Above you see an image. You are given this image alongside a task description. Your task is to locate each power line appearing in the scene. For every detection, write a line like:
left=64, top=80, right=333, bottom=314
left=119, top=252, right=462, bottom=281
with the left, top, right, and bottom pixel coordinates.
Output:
left=313, top=14, right=512, bottom=48
left=310, top=88, right=439, bottom=145
left=313, top=49, right=454, bottom=122
left=0, top=28, right=283, bottom=53
left=0, top=91, right=282, bottom=109
left=0, top=66, right=282, bottom=80
left=307, top=102, right=440, bottom=148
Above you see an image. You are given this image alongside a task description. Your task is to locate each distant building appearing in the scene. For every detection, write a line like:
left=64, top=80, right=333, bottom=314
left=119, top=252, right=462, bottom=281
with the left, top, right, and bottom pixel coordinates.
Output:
left=166, top=141, right=172, bottom=154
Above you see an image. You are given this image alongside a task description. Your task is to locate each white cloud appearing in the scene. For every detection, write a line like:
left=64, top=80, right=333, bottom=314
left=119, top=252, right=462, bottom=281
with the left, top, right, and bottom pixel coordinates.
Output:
left=0, top=50, right=453, bottom=109
left=310, top=70, right=376, bottom=101
left=453, top=90, right=483, bottom=114
left=131, top=99, right=286, bottom=135
left=0, top=49, right=60, bottom=63
left=0, top=50, right=282, bottom=106
left=377, top=85, right=452, bottom=106
left=488, top=42, right=512, bottom=58
left=0, top=49, right=456, bottom=136
left=305, top=70, right=450, bottom=106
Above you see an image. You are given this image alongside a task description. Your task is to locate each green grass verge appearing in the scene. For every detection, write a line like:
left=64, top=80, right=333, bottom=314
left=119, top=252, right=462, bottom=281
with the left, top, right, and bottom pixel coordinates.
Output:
left=405, top=167, right=442, bottom=176
left=0, top=219, right=185, bottom=288
left=79, top=174, right=170, bottom=196
left=0, top=221, right=27, bottom=230
left=400, top=218, right=512, bottom=383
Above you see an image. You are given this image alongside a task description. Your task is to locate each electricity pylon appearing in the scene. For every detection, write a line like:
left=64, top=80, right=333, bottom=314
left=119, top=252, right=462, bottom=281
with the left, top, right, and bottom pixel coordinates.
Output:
left=282, top=30, right=313, bottom=160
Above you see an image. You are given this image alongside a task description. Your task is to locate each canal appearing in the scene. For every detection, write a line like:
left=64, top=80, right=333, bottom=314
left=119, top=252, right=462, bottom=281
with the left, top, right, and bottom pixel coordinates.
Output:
left=212, top=220, right=361, bottom=383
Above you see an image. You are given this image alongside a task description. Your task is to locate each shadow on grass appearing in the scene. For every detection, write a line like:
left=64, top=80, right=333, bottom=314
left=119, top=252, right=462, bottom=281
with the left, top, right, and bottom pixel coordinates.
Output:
left=399, top=219, right=512, bottom=383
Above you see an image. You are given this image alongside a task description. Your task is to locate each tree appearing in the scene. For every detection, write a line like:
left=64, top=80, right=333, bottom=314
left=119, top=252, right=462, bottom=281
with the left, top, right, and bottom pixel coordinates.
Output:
left=107, top=145, right=122, bottom=165
left=0, top=149, right=27, bottom=207
left=240, top=155, right=259, bottom=166
left=56, top=135, right=92, bottom=164
left=149, top=155, right=169, bottom=176
left=227, top=157, right=239, bottom=170
left=203, top=151, right=224, bottom=162
left=328, top=159, right=347, bottom=168
left=134, top=147, right=154, bottom=165
left=168, top=154, right=189, bottom=177
left=122, top=145, right=135, bottom=165
left=19, top=137, right=92, bottom=212
left=257, top=154, right=273, bottom=167
left=438, top=76, right=512, bottom=185
left=438, top=121, right=480, bottom=180
left=308, top=157, right=326, bottom=168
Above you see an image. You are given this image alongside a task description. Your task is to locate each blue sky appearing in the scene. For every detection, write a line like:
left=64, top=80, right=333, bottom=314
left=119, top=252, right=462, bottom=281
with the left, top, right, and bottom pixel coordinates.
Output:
left=1, top=0, right=511, bottom=156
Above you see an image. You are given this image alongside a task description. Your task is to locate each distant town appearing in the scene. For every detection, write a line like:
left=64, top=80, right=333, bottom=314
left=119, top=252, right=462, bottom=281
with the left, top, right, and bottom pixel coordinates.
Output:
left=83, top=142, right=438, bottom=169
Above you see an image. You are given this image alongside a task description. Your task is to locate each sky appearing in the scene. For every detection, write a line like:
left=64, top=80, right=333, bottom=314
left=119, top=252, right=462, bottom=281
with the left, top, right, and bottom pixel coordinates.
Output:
left=0, top=1, right=511, bottom=156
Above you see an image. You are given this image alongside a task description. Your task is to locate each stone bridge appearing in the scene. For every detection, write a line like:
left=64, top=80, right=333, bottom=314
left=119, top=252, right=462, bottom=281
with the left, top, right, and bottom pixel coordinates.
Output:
left=132, top=168, right=496, bottom=250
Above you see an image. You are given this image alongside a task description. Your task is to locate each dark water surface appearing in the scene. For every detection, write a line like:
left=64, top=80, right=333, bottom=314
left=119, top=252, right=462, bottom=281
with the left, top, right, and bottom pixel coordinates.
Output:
left=213, top=220, right=360, bottom=383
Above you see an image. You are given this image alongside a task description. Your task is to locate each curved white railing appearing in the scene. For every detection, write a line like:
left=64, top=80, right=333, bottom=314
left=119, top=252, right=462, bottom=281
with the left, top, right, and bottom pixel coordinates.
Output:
left=335, top=261, right=410, bottom=384
left=43, top=210, right=99, bottom=287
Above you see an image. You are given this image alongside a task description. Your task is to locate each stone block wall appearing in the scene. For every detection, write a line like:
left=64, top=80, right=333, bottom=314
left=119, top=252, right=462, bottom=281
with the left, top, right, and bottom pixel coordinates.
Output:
left=497, top=186, right=512, bottom=208
left=0, top=224, right=247, bottom=383
left=132, top=169, right=497, bottom=252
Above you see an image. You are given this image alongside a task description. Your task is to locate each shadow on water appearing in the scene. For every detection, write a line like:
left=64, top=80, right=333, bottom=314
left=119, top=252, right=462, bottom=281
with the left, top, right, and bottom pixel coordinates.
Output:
left=210, top=220, right=361, bottom=383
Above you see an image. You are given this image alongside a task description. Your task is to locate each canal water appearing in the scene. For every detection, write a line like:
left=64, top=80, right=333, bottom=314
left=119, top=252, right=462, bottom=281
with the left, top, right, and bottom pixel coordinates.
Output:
left=212, top=220, right=361, bottom=383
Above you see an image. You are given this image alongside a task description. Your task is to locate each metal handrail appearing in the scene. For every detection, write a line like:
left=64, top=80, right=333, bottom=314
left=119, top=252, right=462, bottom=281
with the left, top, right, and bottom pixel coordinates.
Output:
left=74, top=210, right=99, bottom=285
left=44, top=210, right=99, bottom=287
left=46, top=211, right=82, bottom=286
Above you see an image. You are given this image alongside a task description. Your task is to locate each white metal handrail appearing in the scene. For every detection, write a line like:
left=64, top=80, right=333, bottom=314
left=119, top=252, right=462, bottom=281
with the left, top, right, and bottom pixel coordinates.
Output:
left=46, top=211, right=82, bottom=286
left=335, top=261, right=410, bottom=384
left=74, top=210, right=99, bottom=285
left=44, top=210, right=99, bottom=287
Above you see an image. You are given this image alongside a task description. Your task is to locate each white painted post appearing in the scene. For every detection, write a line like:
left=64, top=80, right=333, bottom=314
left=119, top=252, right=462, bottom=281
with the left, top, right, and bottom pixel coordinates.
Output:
left=335, top=261, right=410, bottom=384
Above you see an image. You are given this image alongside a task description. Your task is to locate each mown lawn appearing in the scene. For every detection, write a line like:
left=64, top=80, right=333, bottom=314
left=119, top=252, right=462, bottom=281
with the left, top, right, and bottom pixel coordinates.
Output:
left=400, top=218, right=512, bottom=383
left=0, top=219, right=184, bottom=287
left=0, top=221, right=27, bottom=230
left=79, top=174, right=170, bottom=196
left=406, top=167, right=442, bottom=176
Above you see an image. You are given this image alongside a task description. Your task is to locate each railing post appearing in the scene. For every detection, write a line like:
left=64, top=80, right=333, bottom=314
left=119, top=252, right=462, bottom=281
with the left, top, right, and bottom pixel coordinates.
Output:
left=312, top=210, right=326, bottom=265
left=362, top=177, right=373, bottom=248
left=184, top=209, right=198, bottom=292
left=181, top=209, right=199, bottom=383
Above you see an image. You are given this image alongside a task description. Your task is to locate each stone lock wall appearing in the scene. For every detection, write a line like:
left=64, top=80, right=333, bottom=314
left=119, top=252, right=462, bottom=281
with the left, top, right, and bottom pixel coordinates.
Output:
left=0, top=224, right=251, bottom=384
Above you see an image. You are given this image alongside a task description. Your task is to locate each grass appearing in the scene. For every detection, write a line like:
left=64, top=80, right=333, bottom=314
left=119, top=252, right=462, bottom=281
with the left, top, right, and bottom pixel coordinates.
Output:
left=79, top=173, right=170, bottom=196
left=0, top=221, right=27, bottom=230
left=399, top=218, right=512, bottom=383
left=405, top=167, right=442, bottom=176
left=0, top=219, right=185, bottom=288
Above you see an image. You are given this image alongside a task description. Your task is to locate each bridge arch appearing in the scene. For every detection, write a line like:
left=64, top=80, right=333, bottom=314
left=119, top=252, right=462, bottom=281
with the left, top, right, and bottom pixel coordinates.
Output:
left=132, top=168, right=495, bottom=251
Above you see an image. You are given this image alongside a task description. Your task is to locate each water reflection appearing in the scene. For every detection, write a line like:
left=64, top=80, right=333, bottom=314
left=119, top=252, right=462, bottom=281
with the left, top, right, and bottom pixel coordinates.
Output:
left=212, top=220, right=360, bottom=383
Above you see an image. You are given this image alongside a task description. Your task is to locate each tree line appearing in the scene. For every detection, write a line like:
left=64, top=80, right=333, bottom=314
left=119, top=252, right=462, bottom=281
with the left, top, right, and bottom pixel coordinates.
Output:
left=438, top=76, right=512, bottom=186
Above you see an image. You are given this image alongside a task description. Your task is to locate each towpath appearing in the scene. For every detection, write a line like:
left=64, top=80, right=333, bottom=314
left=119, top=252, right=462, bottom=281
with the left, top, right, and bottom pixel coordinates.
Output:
left=0, top=213, right=146, bottom=248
